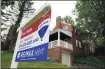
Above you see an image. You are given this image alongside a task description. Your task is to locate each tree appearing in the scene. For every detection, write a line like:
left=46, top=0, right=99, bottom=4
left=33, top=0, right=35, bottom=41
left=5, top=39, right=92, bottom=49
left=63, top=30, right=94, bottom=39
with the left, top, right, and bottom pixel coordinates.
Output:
left=61, top=16, right=75, bottom=27
left=9, top=0, right=34, bottom=51
left=1, top=0, right=35, bottom=51
left=1, top=1, right=19, bottom=41
left=75, top=0, right=105, bottom=37
left=1, top=1, right=20, bottom=50
left=1, top=0, right=15, bottom=9
left=75, top=0, right=105, bottom=54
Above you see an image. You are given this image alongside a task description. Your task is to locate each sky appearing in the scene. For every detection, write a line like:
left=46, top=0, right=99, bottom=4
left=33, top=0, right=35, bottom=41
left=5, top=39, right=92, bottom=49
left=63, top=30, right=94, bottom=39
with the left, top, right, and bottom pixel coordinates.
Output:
left=21, top=1, right=77, bottom=30
left=32, top=1, right=77, bottom=30
left=1, top=1, right=77, bottom=39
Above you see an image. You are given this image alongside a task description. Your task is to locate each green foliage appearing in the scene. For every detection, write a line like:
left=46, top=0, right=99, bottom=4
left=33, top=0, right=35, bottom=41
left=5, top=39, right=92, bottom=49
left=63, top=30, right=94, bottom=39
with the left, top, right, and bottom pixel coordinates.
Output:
left=1, top=0, right=15, bottom=9
left=61, top=16, right=75, bottom=27
left=95, top=36, right=105, bottom=48
left=74, top=56, right=105, bottom=68
left=75, top=0, right=105, bottom=37
left=75, top=0, right=105, bottom=48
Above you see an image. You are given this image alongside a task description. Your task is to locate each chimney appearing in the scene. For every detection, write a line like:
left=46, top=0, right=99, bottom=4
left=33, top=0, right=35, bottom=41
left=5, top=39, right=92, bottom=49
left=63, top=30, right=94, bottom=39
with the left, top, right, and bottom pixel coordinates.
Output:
left=56, top=16, right=61, bottom=29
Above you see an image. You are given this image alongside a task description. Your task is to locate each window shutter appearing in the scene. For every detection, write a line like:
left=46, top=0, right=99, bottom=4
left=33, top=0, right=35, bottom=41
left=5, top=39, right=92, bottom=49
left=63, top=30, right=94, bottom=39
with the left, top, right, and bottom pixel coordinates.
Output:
left=76, top=40, right=78, bottom=47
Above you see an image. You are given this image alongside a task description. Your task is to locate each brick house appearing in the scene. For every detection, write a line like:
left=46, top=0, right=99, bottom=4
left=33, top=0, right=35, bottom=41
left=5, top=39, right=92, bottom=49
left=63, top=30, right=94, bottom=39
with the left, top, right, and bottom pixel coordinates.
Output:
left=48, top=16, right=86, bottom=67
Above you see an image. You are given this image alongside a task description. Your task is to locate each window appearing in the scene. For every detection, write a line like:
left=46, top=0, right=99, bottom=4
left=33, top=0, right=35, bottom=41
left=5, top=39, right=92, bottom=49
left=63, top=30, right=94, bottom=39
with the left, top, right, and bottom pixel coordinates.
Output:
left=76, top=40, right=78, bottom=47
left=75, top=29, right=76, bottom=32
left=79, top=41, right=82, bottom=48
left=76, top=40, right=82, bottom=48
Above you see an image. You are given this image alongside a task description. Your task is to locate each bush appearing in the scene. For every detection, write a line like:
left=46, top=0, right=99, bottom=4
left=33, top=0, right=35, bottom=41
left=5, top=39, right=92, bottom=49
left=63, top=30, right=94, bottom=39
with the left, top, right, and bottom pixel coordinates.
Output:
left=74, top=56, right=105, bottom=68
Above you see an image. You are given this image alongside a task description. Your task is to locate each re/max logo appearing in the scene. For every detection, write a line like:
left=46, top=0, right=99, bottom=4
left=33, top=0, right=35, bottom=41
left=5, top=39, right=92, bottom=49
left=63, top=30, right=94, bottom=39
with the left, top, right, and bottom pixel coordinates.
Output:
left=39, top=20, right=48, bottom=29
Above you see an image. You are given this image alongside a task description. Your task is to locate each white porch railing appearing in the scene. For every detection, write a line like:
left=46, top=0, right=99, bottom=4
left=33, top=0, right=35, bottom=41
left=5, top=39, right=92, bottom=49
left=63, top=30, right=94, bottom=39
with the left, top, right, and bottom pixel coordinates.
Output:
left=49, top=40, right=73, bottom=51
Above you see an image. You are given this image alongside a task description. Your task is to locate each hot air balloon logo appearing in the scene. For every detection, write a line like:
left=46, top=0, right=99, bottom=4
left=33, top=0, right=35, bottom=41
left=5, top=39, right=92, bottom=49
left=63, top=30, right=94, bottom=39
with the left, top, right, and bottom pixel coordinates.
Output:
left=38, top=18, right=49, bottom=41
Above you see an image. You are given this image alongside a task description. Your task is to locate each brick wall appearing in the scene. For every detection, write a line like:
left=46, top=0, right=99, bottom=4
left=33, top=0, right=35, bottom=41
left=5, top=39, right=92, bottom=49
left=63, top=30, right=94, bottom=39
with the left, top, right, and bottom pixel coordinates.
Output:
left=48, top=47, right=74, bottom=66
left=48, top=47, right=61, bottom=63
left=54, top=16, right=73, bottom=31
left=52, top=16, right=84, bottom=56
left=71, top=28, right=84, bottom=56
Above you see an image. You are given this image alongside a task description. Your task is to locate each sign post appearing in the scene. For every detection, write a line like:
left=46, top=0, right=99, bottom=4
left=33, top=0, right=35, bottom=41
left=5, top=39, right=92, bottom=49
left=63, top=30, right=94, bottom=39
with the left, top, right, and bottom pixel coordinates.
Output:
left=10, top=3, right=51, bottom=68
left=10, top=30, right=22, bottom=68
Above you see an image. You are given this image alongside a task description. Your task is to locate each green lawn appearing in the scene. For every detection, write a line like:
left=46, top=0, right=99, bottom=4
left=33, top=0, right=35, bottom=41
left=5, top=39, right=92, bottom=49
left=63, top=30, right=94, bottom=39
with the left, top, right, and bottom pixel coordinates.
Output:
left=1, top=51, right=69, bottom=68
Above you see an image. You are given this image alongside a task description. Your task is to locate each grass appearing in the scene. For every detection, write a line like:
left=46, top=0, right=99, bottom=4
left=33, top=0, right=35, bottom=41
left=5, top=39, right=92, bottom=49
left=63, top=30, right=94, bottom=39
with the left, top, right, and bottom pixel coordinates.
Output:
left=1, top=51, right=69, bottom=68
left=74, top=56, right=105, bottom=68
left=1, top=51, right=13, bottom=68
left=18, top=62, right=68, bottom=68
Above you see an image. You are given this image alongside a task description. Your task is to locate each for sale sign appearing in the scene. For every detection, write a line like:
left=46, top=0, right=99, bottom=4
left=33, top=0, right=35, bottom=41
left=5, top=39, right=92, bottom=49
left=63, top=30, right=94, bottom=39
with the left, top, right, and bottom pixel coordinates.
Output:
left=15, top=5, right=51, bottom=62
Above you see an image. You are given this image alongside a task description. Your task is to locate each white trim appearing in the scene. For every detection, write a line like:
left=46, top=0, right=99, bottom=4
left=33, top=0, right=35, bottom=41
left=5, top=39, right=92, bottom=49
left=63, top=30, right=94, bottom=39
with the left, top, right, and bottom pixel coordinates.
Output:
left=49, top=40, right=73, bottom=50
left=58, top=30, right=60, bottom=46
left=76, top=40, right=82, bottom=48
left=79, top=41, right=82, bottom=48
left=50, top=29, right=59, bottom=35
left=66, top=42, right=67, bottom=48
left=60, top=29, right=72, bottom=37
left=50, top=29, right=72, bottom=37
left=76, top=40, right=78, bottom=47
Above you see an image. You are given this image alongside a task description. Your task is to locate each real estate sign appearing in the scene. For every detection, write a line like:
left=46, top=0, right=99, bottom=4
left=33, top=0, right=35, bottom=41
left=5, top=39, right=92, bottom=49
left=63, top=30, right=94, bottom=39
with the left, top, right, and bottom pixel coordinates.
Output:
left=10, top=3, right=51, bottom=68
left=15, top=10, right=51, bottom=62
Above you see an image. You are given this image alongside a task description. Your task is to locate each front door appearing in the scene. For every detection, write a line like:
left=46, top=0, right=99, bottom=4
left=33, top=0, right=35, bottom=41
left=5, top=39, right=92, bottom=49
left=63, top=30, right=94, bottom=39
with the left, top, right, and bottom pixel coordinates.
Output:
left=62, top=51, right=71, bottom=67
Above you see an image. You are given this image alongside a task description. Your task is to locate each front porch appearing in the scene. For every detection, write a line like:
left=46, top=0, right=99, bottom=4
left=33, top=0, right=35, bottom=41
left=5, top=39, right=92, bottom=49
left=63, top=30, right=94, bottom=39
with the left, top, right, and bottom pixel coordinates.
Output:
left=49, top=29, right=73, bottom=51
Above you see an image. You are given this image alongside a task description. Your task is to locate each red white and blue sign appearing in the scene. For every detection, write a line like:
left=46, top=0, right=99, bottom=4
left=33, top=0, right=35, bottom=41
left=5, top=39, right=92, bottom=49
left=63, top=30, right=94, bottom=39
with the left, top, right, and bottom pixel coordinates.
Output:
left=15, top=10, right=51, bottom=62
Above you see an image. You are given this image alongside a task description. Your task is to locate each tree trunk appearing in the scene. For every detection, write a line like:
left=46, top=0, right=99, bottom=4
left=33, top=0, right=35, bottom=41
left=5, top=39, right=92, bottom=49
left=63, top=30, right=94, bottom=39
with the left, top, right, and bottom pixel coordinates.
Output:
left=7, top=0, right=27, bottom=51
left=5, top=25, right=14, bottom=50
left=9, top=39, right=14, bottom=51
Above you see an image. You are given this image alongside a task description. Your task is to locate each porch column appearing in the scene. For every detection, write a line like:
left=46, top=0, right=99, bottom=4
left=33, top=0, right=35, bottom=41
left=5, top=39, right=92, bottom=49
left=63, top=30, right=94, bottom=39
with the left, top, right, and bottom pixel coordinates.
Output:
left=58, top=30, right=60, bottom=46
left=66, top=42, right=67, bottom=48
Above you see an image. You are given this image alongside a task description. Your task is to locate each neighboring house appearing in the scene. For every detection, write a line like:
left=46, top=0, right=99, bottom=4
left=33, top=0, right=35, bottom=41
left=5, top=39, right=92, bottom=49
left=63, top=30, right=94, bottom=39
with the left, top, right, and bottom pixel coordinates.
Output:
left=48, top=16, right=90, bottom=67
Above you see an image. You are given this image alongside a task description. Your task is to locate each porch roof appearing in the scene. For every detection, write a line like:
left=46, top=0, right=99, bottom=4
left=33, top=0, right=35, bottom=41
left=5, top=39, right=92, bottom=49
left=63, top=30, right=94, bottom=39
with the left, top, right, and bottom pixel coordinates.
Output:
left=50, top=29, right=72, bottom=37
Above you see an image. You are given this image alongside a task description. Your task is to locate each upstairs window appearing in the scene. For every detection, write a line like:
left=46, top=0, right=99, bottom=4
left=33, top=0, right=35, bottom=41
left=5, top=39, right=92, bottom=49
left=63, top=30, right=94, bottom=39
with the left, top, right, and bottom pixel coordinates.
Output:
left=76, top=40, right=79, bottom=47
left=76, top=40, right=82, bottom=48
left=79, top=41, right=82, bottom=48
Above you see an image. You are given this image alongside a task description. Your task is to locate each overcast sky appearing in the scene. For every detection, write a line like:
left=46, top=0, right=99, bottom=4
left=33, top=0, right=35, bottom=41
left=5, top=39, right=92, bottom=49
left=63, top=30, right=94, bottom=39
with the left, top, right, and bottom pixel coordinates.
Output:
left=1, top=1, right=77, bottom=39
left=33, top=1, right=76, bottom=30
left=21, top=1, right=77, bottom=30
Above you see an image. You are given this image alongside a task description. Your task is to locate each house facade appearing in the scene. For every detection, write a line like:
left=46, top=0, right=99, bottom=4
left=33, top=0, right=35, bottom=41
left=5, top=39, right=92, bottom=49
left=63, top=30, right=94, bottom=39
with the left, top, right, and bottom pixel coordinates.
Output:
left=48, top=16, right=87, bottom=67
